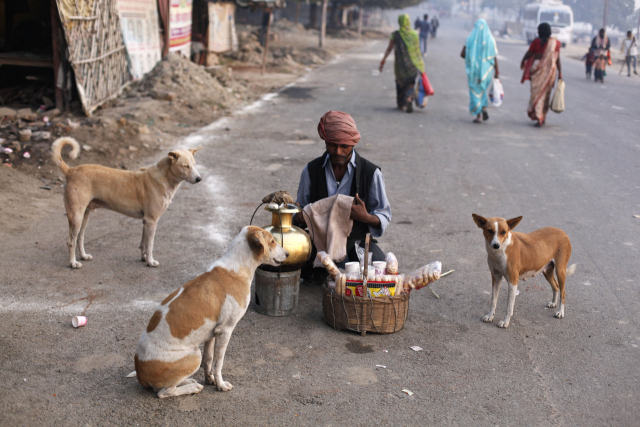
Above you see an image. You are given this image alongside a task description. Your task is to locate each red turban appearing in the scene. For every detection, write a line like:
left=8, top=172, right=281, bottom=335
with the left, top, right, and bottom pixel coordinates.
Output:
left=317, top=111, right=361, bottom=146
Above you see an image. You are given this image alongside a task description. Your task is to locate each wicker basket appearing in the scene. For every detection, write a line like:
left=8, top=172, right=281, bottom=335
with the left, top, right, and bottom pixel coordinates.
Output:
left=322, top=285, right=410, bottom=335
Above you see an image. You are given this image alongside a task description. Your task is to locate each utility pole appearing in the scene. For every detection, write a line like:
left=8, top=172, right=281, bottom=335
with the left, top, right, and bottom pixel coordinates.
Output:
left=319, top=0, right=328, bottom=48
left=602, top=0, right=608, bottom=29
left=261, top=9, right=273, bottom=75
left=357, top=0, right=364, bottom=39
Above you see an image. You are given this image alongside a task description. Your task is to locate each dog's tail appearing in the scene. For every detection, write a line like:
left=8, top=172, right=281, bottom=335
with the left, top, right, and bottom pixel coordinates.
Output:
left=566, top=263, right=577, bottom=277
left=126, top=370, right=137, bottom=378
left=51, top=137, right=80, bottom=176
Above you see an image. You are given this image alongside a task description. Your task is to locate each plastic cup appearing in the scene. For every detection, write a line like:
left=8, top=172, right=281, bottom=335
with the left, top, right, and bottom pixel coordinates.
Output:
left=72, top=316, right=87, bottom=328
left=345, top=262, right=360, bottom=274
left=373, top=261, right=387, bottom=276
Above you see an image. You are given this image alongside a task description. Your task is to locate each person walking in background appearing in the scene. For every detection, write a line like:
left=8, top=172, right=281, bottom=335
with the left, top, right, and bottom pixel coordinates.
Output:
left=520, top=23, right=562, bottom=127
left=621, top=31, right=638, bottom=76
left=380, top=14, right=425, bottom=113
left=594, top=54, right=607, bottom=83
left=591, top=29, right=610, bottom=57
left=460, top=19, right=499, bottom=124
left=431, top=16, right=440, bottom=38
left=414, top=14, right=431, bottom=55
left=582, top=48, right=595, bottom=79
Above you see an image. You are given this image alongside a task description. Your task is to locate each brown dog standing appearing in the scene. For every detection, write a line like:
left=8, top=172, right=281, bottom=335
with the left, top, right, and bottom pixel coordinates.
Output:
left=472, top=214, right=576, bottom=328
left=51, top=137, right=202, bottom=268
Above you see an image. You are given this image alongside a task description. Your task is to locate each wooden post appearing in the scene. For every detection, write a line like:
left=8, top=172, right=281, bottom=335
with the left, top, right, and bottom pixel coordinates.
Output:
left=309, top=2, right=318, bottom=29
left=602, top=0, right=608, bottom=29
left=362, top=233, right=371, bottom=297
left=319, top=0, right=328, bottom=48
left=357, top=1, right=364, bottom=39
left=261, top=9, right=272, bottom=75
left=51, top=0, right=64, bottom=111
left=294, top=2, right=301, bottom=24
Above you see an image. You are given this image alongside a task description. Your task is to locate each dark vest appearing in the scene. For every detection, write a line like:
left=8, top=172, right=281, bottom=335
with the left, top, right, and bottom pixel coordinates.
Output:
left=307, top=151, right=380, bottom=240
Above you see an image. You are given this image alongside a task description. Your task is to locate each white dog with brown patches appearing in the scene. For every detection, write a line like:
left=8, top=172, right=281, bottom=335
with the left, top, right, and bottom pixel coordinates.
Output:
left=51, top=137, right=202, bottom=268
left=472, top=214, right=576, bottom=328
left=128, top=226, right=288, bottom=398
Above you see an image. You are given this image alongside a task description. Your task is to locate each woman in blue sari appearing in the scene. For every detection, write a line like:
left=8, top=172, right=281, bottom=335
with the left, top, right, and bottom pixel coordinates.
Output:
left=460, top=19, right=499, bottom=123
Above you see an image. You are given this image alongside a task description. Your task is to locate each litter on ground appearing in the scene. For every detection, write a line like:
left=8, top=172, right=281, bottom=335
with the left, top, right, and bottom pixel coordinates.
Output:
left=410, top=346, right=423, bottom=352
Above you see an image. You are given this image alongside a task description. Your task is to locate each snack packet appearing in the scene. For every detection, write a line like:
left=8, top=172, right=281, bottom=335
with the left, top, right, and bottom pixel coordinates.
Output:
left=405, top=261, right=442, bottom=293
left=395, top=274, right=405, bottom=295
left=354, top=241, right=372, bottom=268
left=385, top=252, right=398, bottom=274
left=317, top=251, right=340, bottom=278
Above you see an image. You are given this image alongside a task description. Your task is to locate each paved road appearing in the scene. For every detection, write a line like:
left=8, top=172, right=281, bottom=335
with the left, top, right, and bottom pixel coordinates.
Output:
left=1, top=22, right=639, bottom=426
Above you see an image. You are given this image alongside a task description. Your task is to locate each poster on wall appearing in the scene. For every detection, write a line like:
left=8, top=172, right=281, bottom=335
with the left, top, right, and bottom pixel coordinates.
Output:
left=116, top=0, right=162, bottom=79
left=169, top=0, right=192, bottom=57
left=208, top=2, right=238, bottom=53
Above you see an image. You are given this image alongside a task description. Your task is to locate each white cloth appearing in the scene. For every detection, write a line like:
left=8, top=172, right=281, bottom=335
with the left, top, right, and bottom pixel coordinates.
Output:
left=303, top=194, right=354, bottom=268
left=622, top=39, right=638, bottom=56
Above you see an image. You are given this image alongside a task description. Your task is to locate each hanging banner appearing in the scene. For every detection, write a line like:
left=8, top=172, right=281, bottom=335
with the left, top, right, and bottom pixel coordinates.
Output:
left=169, top=0, right=192, bottom=57
left=208, top=2, right=238, bottom=53
left=116, top=0, right=162, bottom=79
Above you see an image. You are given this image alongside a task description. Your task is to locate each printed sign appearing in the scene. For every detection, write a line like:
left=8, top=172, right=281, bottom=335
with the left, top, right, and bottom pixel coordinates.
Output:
left=116, top=0, right=162, bottom=79
left=169, top=0, right=192, bottom=57
left=208, top=2, right=238, bottom=53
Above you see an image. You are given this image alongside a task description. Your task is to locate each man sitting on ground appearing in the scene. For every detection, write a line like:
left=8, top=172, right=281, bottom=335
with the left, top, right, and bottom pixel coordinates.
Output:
left=294, top=111, right=392, bottom=285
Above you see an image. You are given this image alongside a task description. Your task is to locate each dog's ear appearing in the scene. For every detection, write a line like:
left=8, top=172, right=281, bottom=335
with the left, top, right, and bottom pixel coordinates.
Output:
left=168, top=151, right=180, bottom=163
left=507, top=216, right=523, bottom=230
left=247, top=228, right=267, bottom=257
left=472, top=214, right=488, bottom=229
left=189, top=147, right=202, bottom=156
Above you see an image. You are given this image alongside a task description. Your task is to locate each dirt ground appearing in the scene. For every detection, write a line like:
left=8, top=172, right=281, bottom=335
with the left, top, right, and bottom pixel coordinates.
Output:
left=0, top=23, right=384, bottom=234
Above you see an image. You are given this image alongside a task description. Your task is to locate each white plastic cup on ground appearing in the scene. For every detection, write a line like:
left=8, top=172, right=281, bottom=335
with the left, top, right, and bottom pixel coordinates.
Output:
left=72, top=316, right=87, bottom=328
left=373, top=261, right=387, bottom=276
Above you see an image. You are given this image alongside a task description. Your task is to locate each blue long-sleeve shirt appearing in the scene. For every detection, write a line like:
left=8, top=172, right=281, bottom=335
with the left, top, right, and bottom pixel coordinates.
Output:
left=296, top=151, right=391, bottom=238
left=415, top=20, right=431, bottom=38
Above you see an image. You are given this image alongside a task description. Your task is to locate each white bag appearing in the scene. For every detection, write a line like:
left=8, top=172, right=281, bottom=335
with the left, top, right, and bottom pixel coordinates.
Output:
left=489, top=78, right=504, bottom=107
left=550, top=79, right=565, bottom=113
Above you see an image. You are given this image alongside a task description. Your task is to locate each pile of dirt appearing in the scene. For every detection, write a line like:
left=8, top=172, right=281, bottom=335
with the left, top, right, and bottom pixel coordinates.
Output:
left=225, top=27, right=334, bottom=69
left=127, top=53, right=249, bottom=109
left=0, top=54, right=262, bottom=185
left=272, top=18, right=316, bottom=35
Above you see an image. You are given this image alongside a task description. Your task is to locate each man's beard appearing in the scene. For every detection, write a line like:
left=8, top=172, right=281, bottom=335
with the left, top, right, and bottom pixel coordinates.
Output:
left=330, top=152, right=352, bottom=166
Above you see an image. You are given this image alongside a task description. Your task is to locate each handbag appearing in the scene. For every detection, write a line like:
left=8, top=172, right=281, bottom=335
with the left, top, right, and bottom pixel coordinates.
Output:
left=421, top=71, right=434, bottom=96
left=550, top=79, right=565, bottom=113
left=489, top=78, right=504, bottom=107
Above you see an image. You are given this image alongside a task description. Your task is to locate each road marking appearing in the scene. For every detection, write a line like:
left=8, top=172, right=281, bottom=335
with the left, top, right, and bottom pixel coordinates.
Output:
left=0, top=298, right=157, bottom=313
left=611, top=106, right=624, bottom=110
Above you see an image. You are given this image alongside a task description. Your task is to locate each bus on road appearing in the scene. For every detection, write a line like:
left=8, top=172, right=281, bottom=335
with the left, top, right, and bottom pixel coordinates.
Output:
left=521, top=1, right=573, bottom=46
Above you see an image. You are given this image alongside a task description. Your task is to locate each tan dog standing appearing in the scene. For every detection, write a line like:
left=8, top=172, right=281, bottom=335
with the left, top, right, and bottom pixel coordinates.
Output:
left=51, top=137, right=202, bottom=268
left=128, top=226, right=288, bottom=398
left=472, top=214, right=576, bottom=328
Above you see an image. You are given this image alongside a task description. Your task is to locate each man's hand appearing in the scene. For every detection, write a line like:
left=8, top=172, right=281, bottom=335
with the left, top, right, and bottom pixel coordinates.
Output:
left=379, top=59, right=385, bottom=73
left=350, top=194, right=369, bottom=223
left=293, top=202, right=304, bottom=225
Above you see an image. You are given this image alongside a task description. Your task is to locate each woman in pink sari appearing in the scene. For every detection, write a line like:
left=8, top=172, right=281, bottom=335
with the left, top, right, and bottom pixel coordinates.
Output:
left=520, top=23, right=562, bottom=127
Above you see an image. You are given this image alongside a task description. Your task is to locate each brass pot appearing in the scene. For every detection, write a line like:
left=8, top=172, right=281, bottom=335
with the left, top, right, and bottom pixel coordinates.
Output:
left=261, top=205, right=311, bottom=272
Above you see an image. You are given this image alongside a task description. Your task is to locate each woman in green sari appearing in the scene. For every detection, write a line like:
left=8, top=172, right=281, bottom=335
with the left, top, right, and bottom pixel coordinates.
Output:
left=379, top=14, right=425, bottom=113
